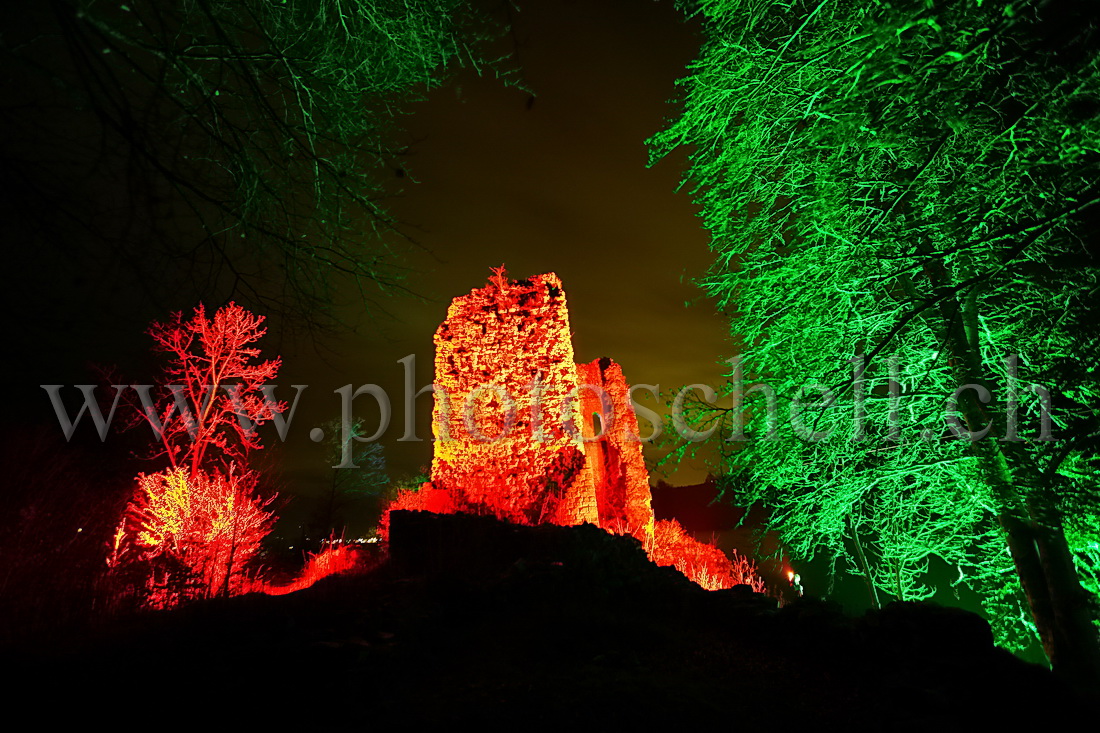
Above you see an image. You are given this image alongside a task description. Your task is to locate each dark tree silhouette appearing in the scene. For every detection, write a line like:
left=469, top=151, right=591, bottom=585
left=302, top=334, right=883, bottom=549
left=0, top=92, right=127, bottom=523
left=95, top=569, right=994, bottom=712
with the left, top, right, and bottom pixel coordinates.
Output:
left=0, top=0, right=515, bottom=328
left=309, top=417, right=389, bottom=546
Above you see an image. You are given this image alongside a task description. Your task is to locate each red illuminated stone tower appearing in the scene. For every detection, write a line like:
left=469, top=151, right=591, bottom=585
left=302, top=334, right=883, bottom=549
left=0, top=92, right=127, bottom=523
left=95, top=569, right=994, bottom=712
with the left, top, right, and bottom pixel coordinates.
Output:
left=428, top=268, right=654, bottom=534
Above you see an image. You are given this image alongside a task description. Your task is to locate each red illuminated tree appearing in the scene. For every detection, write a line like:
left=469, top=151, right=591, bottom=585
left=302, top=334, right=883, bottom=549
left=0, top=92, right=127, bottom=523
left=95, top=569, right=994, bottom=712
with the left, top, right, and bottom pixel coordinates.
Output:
left=137, top=301, right=285, bottom=479
left=110, top=302, right=284, bottom=605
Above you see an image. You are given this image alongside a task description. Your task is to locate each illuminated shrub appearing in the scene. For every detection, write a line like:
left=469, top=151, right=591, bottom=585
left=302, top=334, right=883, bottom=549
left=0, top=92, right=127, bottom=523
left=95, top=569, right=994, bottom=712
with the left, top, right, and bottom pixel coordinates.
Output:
left=645, top=518, right=766, bottom=592
left=110, top=467, right=275, bottom=607
left=1068, top=521, right=1100, bottom=634
left=261, top=545, right=365, bottom=596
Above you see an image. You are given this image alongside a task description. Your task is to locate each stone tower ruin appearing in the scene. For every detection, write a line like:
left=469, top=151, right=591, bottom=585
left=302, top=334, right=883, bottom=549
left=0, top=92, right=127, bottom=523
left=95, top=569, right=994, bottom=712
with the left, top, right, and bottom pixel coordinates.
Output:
left=427, top=268, right=654, bottom=534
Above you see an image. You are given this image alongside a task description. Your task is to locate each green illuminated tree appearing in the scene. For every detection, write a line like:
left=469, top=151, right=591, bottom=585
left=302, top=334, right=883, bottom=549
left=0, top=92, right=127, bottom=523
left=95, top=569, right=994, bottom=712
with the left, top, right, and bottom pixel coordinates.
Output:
left=650, top=0, right=1100, bottom=681
left=0, top=0, right=514, bottom=326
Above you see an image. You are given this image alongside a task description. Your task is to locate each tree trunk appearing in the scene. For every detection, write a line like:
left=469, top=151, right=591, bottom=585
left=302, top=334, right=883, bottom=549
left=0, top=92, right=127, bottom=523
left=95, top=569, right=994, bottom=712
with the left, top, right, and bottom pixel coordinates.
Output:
left=944, top=283, right=1100, bottom=687
left=1025, top=490, right=1100, bottom=684
left=914, top=232, right=1100, bottom=687
left=847, top=514, right=881, bottom=609
left=994, top=489, right=1100, bottom=686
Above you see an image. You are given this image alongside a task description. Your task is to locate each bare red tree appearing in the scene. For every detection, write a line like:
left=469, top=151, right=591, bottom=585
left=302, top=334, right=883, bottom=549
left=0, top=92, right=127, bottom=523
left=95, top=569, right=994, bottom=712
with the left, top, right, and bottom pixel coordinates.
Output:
left=135, top=301, right=284, bottom=479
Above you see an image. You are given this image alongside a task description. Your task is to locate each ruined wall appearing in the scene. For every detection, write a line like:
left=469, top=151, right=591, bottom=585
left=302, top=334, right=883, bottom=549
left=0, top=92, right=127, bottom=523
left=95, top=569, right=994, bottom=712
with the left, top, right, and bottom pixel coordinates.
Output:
left=575, top=358, right=654, bottom=534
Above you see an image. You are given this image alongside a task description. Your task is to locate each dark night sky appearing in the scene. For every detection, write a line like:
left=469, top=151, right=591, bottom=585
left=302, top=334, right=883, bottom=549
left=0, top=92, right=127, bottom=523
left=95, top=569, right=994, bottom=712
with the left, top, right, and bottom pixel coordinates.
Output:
left=274, top=0, right=732, bottom=502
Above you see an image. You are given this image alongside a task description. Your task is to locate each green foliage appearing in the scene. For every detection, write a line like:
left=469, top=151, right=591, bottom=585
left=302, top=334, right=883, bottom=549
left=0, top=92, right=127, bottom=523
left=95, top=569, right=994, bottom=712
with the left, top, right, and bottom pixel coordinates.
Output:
left=391, top=472, right=431, bottom=491
left=650, top=0, right=1100, bottom=652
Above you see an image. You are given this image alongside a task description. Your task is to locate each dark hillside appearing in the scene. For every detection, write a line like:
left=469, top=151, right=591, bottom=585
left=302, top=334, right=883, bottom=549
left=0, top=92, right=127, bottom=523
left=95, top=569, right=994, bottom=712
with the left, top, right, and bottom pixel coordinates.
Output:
left=10, top=511, right=1085, bottom=726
